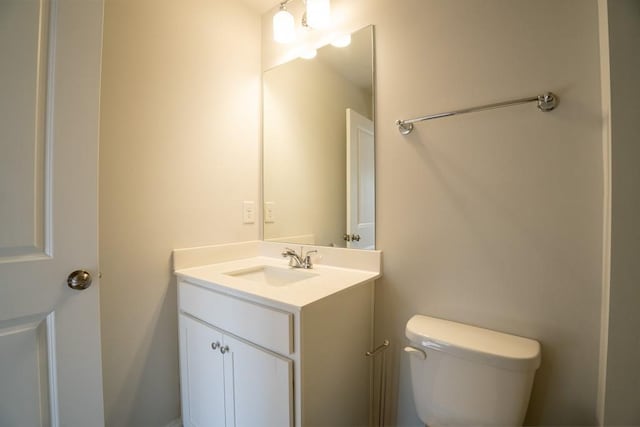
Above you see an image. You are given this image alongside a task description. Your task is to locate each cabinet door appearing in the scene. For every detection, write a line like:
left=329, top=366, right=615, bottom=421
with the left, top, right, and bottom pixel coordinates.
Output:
left=179, top=315, right=227, bottom=427
left=223, top=334, right=293, bottom=427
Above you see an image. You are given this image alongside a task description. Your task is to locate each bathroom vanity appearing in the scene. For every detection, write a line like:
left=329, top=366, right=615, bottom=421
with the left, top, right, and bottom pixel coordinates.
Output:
left=173, top=241, right=381, bottom=427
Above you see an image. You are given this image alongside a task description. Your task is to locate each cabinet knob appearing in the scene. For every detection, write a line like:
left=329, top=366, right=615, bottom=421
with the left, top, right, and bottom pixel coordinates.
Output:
left=211, top=341, right=220, bottom=350
left=220, top=345, right=230, bottom=354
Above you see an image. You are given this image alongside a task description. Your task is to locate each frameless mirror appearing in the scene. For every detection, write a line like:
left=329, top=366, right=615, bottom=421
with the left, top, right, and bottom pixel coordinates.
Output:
left=263, top=25, right=375, bottom=249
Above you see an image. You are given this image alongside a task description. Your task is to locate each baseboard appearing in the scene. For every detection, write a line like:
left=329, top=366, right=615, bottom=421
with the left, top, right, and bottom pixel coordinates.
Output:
left=164, top=418, right=182, bottom=427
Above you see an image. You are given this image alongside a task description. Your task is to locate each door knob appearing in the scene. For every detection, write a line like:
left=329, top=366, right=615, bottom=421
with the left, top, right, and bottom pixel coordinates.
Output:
left=343, top=234, right=351, bottom=242
left=67, top=270, right=93, bottom=290
left=351, top=234, right=361, bottom=242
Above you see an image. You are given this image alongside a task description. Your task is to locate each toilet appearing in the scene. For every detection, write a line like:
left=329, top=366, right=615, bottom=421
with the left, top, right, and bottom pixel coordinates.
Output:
left=405, top=315, right=541, bottom=426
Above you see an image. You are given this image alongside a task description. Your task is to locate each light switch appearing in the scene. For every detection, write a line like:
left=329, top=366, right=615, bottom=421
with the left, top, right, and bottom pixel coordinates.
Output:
left=243, top=201, right=255, bottom=224
left=264, top=202, right=276, bottom=223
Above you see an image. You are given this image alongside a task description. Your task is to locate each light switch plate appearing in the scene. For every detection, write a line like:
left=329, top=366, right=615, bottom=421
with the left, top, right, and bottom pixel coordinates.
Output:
left=264, top=202, right=275, bottom=223
left=243, top=201, right=255, bottom=224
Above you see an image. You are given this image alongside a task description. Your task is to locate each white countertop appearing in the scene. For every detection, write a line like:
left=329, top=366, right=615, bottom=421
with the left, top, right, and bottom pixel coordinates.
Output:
left=175, top=255, right=381, bottom=310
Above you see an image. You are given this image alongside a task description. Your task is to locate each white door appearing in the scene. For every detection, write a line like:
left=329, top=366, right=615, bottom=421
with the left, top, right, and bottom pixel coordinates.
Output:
left=346, top=109, right=375, bottom=250
left=0, top=0, right=105, bottom=426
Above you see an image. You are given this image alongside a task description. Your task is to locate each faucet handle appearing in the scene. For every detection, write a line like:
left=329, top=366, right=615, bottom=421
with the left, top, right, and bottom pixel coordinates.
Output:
left=303, top=249, right=318, bottom=268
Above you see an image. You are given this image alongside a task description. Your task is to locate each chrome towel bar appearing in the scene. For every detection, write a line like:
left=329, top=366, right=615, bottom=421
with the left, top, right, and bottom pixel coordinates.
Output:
left=395, top=92, right=558, bottom=135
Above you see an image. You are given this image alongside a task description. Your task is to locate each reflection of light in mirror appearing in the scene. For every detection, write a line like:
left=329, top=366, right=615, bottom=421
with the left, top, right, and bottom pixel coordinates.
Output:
left=299, top=48, right=317, bottom=59
left=273, top=6, right=296, bottom=44
left=330, top=34, right=351, bottom=48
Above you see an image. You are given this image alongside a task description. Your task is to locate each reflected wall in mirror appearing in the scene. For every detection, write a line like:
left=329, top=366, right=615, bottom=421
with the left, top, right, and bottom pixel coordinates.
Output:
left=263, top=26, right=375, bottom=249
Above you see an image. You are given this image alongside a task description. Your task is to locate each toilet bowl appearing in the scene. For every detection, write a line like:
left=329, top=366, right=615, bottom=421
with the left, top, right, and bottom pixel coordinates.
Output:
left=405, top=315, right=541, bottom=426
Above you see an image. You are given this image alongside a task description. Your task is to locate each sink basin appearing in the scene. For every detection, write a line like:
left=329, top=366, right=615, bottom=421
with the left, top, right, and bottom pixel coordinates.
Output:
left=224, top=265, right=314, bottom=287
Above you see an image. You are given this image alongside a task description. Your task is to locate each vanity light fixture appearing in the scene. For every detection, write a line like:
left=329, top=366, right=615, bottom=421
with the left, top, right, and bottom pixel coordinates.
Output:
left=305, top=0, right=331, bottom=29
left=272, top=0, right=331, bottom=43
left=273, top=2, right=296, bottom=44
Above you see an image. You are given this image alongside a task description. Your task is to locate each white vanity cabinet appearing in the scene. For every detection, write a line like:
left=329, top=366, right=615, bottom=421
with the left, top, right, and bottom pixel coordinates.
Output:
left=177, top=274, right=375, bottom=427
left=179, top=314, right=293, bottom=427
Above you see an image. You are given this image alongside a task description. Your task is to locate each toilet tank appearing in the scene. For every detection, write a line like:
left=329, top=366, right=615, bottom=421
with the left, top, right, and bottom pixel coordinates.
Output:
left=405, top=315, right=541, bottom=427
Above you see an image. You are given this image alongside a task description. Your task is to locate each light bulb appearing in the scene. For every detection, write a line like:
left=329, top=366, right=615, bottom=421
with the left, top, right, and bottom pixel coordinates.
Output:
left=306, top=0, right=331, bottom=29
left=331, top=33, right=351, bottom=48
left=273, top=7, right=295, bottom=44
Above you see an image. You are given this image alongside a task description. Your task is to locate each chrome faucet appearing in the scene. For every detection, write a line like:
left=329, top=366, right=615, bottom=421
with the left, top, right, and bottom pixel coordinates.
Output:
left=281, top=247, right=317, bottom=269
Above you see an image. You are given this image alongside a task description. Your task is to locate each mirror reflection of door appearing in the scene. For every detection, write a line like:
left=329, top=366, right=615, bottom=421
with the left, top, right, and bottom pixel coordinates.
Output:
left=346, top=109, right=375, bottom=249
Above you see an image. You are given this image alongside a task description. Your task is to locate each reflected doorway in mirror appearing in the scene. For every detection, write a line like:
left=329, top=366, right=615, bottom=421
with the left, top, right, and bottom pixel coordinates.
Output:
left=346, top=108, right=375, bottom=250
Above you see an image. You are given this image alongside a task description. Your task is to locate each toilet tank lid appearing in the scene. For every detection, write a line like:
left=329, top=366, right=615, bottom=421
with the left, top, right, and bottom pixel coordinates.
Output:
left=405, top=315, right=541, bottom=371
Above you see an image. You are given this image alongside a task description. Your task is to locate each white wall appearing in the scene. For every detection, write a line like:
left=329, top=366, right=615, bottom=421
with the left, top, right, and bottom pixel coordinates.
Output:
left=603, top=1, right=640, bottom=424
left=263, top=56, right=371, bottom=247
left=99, top=0, right=261, bottom=425
left=264, top=1, right=604, bottom=425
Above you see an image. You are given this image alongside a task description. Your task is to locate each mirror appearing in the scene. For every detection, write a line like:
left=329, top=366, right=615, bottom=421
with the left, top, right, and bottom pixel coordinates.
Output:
left=263, top=26, right=375, bottom=249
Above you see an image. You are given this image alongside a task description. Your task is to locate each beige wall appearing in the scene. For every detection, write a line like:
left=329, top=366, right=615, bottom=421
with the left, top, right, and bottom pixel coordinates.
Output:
left=264, top=0, right=604, bottom=425
left=263, top=55, right=371, bottom=247
left=603, top=0, right=640, bottom=424
left=99, top=0, right=261, bottom=425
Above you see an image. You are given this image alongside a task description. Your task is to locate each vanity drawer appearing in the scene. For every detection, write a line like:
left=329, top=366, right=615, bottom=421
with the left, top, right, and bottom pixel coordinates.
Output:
left=179, top=281, right=293, bottom=355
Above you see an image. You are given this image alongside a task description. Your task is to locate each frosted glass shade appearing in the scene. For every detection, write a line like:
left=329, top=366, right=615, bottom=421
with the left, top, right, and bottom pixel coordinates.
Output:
left=306, top=0, right=330, bottom=29
left=273, top=9, right=295, bottom=44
